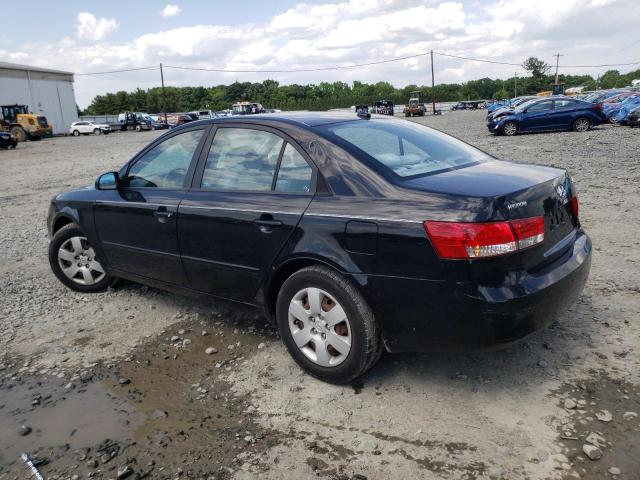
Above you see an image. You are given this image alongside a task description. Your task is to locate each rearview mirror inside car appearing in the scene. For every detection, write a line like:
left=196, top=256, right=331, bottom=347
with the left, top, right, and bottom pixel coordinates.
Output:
left=95, top=171, right=120, bottom=190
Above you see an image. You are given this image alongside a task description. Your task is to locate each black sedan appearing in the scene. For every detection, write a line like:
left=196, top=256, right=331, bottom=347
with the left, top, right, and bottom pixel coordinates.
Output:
left=0, top=131, right=17, bottom=149
left=47, top=113, right=591, bottom=383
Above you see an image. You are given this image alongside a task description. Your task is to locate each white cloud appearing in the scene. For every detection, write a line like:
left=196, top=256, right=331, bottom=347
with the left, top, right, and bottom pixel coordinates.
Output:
left=13, top=0, right=639, bottom=107
left=76, top=12, right=118, bottom=41
left=161, top=4, right=182, bottom=18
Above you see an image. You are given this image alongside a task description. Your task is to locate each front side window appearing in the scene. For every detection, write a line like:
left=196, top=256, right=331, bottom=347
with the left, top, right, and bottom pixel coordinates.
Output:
left=124, top=129, right=203, bottom=188
left=527, top=101, right=553, bottom=113
left=202, top=128, right=283, bottom=191
left=319, top=120, right=487, bottom=178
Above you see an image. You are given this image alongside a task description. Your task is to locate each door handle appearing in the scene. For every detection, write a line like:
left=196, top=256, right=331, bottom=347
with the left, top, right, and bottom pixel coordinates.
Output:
left=253, top=216, right=283, bottom=233
left=153, top=207, right=174, bottom=223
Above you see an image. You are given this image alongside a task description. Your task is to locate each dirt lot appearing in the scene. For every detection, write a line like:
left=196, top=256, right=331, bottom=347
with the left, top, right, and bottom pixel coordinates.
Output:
left=1, top=112, right=639, bottom=480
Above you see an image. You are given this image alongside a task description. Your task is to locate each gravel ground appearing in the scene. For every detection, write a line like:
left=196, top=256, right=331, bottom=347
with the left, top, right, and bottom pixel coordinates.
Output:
left=0, top=113, right=639, bottom=479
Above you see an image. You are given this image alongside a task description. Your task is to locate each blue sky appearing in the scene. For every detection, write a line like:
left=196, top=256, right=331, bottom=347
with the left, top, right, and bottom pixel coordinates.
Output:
left=2, top=0, right=637, bottom=107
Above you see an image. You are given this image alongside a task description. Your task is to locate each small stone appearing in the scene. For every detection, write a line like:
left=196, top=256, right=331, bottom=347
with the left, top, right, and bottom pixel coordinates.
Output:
left=182, top=338, right=192, bottom=346
left=257, top=343, right=266, bottom=350
left=205, top=347, right=218, bottom=355
left=244, top=435, right=254, bottom=443
left=18, top=425, right=32, bottom=436
left=202, top=331, right=208, bottom=336
left=585, top=432, right=606, bottom=447
left=564, top=398, right=577, bottom=410
left=595, top=410, right=613, bottom=422
left=87, top=459, right=98, bottom=468
left=537, top=360, right=548, bottom=368
left=228, top=344, right=235, bottom=350
left=608, top=467, right=621, bottom=475
left=65, top=382, right=75, bottom=390
left=351, top=475, right=368, bottom=480
left=170, top=336, right=180, bottom=342
left=178, top=329, right=186, bottom=335
left=151, top=409, right=168, bottom=418
left=582, top=444, right=602, bottom=460
left=118, top=378, right=131, bottom=385
left=117, top=465, right=133, bottom=479
left=622, top=411, right=638, bottom=420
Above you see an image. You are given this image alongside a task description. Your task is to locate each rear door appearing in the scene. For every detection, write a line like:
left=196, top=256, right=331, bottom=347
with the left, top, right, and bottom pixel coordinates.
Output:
left=521, top=100, right=554, bottom=130
left=178, top=125, right=316, bottom=302
left=93, top=127, right=208, bottom=285
left=551, top=99, right=578, bottom=128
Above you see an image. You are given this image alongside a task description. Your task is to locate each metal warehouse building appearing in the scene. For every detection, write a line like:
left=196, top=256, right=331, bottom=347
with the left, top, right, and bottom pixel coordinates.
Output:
left=0, top=61, right=78, bottom=135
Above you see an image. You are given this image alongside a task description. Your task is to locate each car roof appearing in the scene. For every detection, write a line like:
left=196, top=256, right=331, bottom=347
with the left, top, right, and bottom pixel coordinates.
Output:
left=175, top=111, right=369, bottom=130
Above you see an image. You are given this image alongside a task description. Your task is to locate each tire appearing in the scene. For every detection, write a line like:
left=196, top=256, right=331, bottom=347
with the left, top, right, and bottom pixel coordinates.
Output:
left=10, top=126, right=26, bottom=142
left=73, top=130, right=80, bottom=136
left=502, top=121, right=518, bottom=136
left=572, top=117, right=591, bottom=132
left=48, top=223, right=114, bottom=293
left=135, top=125, right=142, bottom=132
left=276, top=265, right=383, bottom=384
left=93, top=128, right=101, bottom=135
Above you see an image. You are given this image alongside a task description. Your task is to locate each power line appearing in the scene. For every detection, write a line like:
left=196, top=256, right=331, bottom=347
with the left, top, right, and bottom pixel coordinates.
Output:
left=433, top=51, right=524, bottom=67
left=76, top=66, right=158, bottom=76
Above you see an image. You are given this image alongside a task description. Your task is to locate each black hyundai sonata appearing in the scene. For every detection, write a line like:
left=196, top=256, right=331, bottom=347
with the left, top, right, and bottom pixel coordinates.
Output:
left=47, top=112, right=591, bottom=383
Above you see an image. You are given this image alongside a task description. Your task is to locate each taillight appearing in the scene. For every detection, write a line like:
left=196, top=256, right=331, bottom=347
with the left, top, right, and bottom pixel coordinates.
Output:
left=569, top=196, right=579, bottom=218
left=595, top=103, right=603, bottom=111
left=424, top=217, right=544, bottom=260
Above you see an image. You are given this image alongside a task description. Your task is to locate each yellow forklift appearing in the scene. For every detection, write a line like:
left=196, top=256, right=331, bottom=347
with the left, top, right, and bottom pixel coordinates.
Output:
left=0, top=105, right=52, bottom=142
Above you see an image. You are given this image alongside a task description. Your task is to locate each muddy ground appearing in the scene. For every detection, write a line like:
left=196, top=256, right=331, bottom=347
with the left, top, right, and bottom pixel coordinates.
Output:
left=0, top=112, right=638, bottom=479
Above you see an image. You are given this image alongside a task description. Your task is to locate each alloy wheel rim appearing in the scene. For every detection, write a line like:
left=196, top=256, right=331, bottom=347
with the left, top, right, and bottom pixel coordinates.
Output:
left=288, top=287, right=352, bottom=367
left=58, top=236, right=105, bottom=285
left=504, top=123, right=517, bottom=135
left=576, top=119, right=589, bottom=132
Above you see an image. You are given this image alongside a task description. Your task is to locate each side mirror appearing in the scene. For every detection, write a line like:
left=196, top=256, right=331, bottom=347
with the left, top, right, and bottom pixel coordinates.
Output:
left=95, top=171, right=120, bottom=190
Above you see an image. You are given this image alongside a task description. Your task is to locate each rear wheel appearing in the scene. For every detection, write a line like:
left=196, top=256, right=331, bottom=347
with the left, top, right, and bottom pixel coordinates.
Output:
left=72, top=130, right=80, bottom=136
left=276, top=266, right=382, bottom=384
left=10, top=126, right=26, bottom=142
left=49, top=223, right=114, bottom=292
left=135, top=125, right=142, bottom=132
left=93, top=128, right=101, bottom=135
left=502, top=121, right=518, bottom=136
left=573, top=117, right=591, bottom=132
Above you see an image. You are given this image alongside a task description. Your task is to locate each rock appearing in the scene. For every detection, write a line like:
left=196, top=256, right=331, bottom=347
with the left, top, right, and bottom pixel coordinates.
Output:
left=202, top=331, right=208, bottom=336
left=178, top=329, right=186, bottom=335
left=537, top=360, right=548, bottom=368
left=170, top=336, right=180, bottom=342
left=228, top=344, right=235, bottom=350
left=352, top=475, right=368, bottom=480
left=205, top=347, right=218, bottom=355
left=585, top=432, right=606, bottom=448
left=564, top=398, right=577, bottom=410
left=608, top=467, right=621, bottom=475
left=595, top=410, right=613, bottom=422
left=182, top=338, right=192, bottom=346
left=117, top=465, right=133, bottom=479
left=244, top=435, right=255, bottom=443
left=582, top=444, right=602, bottom=460
left=18, top=425, right=32, bottom=436
left=622, top=411, right=638, bottom=420
left=257, top=343, right=266, bottom=350
left=87, top=459, right=98, bottom=468
left=118, top=378, right=131, bottom=385
left=151, top=409, right=168, bottom=418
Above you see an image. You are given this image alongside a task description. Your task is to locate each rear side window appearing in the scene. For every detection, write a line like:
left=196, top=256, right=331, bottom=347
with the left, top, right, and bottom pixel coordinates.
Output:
left=319, top=120, right=487, bottom=178
left=202, top=128, right=283, bottom=191
left=554, top=99, right=576, bottom=109
left=275, top=143, right=312, bottom=193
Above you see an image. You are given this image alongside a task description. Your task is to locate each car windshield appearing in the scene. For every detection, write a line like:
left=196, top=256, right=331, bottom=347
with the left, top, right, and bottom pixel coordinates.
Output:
left=318, top=120, right=488, bottom=178
left=514, top=99, right=539, bottom=111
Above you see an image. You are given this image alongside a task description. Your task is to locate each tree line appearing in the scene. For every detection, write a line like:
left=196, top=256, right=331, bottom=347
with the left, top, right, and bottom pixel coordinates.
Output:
left=83, top=58, right=640, bottom=115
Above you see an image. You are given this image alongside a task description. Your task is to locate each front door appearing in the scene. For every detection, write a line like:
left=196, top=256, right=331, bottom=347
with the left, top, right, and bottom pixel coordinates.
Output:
left=522, top=100, right=554, bottom=130
left=178, top=126, right=315, bottom=302
left=94, top=127, right=207, bottom=285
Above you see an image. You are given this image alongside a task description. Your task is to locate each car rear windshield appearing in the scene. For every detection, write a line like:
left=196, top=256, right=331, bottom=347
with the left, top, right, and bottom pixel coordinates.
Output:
left=318, top=120, right=488, bottom=178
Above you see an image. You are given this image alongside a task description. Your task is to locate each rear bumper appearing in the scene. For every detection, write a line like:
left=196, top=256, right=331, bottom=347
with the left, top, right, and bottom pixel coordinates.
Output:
left=354, top=231, right=592, bottom=352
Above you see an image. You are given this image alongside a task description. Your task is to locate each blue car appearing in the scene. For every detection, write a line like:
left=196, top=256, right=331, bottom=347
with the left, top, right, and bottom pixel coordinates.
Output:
left=609, top=96, right=640, bottom=124
left=487, top=97, right=607, bottom=136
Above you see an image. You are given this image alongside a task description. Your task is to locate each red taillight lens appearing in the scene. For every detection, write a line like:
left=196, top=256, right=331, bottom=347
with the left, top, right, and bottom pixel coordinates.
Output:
left=595, top=103, right=603, bottom=111
left=569, top=196, right=579, bottom=218
left=424, top=217, right=545, bottom=260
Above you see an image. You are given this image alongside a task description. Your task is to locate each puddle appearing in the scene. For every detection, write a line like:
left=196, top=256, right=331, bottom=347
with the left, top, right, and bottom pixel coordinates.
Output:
left=551, top=372, right=640, bottom=479
left=0, top=310, right=281, bottom=479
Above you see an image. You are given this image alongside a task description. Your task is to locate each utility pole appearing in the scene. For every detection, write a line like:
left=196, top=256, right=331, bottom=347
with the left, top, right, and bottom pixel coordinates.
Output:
left=160, top=63, right=167, bottom=123
left=430, top=50, right=436, bottom=115
left=514, top=72, right=518, bottom=97
left=553, top=53, right=563, bottom=85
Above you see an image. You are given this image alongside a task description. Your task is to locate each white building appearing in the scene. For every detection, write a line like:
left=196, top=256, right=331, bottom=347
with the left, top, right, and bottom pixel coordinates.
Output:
left=0, top=61, right=78, bottom=135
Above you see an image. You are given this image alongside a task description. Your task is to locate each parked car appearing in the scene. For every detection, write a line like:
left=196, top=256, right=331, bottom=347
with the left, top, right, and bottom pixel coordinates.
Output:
left=487, top=97, right=607, bottom=135
left=149, top=119, right=169, bottom=130
left=170, top=115, right=195, bottom=128
left=608, top=96, right=640, bottom=124
left=487, top=96, right=537, bottom=120
left=47, top=113, right=591, bottom=383
left=70, top=121, right=111, bottom=136
left=628, top=107, right=640, bottom=127
left=0, top=130, right=17, bottom=149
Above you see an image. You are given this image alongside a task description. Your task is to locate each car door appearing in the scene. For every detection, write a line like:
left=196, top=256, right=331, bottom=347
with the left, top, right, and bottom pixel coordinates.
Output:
left=178, top=125, right=316, bottom=302
left=521, top=100, right=554, bottom=130
left=93, top=127, right=208, bottom=285
left=550, top=99, right=578, bottom=129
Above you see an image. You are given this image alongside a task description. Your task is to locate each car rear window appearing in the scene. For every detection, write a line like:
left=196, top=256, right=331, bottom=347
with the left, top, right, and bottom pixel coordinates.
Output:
left=318, top=120, right=488, bottom=178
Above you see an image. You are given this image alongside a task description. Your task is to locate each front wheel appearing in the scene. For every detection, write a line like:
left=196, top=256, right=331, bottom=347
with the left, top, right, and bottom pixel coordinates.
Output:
left=72, top=130, right=80, bottom=136
left=93, top=128, right=101, bottom=135
left=276, top=266, right=382, bottom=384
left=48, top=223, right=114, bottom=292
left=573, top=117, right=591, bottom=132
left=502, top=121, right=518, bottom=136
